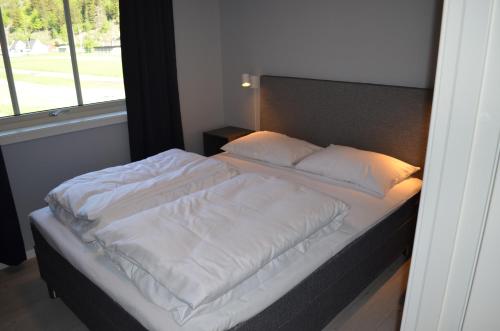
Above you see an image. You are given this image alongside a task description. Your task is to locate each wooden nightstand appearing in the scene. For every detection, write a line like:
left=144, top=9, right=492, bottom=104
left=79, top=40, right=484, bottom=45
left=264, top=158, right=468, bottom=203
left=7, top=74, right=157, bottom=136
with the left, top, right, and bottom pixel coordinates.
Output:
left=203, top=126, right=254, bottom=156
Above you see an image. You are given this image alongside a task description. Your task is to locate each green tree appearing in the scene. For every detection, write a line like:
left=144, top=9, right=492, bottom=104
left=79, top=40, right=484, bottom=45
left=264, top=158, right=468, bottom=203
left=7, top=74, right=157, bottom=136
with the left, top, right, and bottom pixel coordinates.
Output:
left=1, top=0, right=119, bottom=45
left=83, top=35, right=95, bottom=52
left=103, top=0, right=118, bottom=21
left=29, top=9, right=44, bottom=31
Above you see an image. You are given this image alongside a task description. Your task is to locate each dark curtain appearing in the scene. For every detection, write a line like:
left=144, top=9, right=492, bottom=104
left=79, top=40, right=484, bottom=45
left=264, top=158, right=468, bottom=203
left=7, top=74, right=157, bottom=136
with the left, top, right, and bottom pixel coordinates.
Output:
left=0, top=147, right=26, bottom=266
left=119, top=0, right=184, bottom=162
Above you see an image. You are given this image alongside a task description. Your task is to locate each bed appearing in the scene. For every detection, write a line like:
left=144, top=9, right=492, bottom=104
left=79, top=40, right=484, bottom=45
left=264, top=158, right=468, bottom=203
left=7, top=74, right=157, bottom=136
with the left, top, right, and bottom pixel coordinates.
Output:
left=31, top=76, right=433, bottom=331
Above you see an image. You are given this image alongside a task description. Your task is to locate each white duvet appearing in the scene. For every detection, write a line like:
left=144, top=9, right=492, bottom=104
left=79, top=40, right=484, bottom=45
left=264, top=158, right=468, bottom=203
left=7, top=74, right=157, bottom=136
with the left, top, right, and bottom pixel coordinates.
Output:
left=46, top=149, right=238, bottom=242
left=95, top=173, right=349, bottom=325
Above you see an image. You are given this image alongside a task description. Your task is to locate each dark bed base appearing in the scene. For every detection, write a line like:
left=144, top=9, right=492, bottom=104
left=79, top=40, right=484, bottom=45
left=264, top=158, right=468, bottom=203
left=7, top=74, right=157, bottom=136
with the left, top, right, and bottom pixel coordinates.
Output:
left=32, top=224, right=146, bottom=331
left=31, top=194, right=418, bottom=331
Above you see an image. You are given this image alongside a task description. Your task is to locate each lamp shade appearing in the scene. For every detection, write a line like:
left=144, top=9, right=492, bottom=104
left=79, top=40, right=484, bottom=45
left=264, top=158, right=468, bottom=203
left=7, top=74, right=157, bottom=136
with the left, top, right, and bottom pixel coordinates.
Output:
left=241, top=73, right=251, bottom=87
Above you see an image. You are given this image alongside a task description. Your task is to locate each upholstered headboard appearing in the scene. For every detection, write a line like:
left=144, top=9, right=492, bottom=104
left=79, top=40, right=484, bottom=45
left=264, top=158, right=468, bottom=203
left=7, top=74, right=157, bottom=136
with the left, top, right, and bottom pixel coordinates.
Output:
left=260, top=75, right=433, bottom=168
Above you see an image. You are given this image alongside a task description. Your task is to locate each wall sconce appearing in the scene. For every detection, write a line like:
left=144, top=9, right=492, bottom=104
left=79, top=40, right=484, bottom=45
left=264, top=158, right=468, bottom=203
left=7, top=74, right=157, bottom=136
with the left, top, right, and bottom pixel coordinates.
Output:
left=241, top=73, right=251, bottom=87
left=241, top=73, right=259, bottom=89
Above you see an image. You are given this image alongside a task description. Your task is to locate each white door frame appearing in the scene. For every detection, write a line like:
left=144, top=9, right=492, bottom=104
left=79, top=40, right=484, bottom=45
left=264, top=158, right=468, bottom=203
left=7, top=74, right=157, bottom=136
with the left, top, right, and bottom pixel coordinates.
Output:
left=401, top=0, right=500, bottom=330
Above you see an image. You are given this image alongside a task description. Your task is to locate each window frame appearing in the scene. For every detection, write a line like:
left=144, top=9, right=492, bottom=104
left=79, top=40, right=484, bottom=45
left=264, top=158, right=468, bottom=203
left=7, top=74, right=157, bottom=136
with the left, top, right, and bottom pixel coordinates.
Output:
left=0, top=100, right=126, bottom=132
left=0, top=0, right=125, bottom=130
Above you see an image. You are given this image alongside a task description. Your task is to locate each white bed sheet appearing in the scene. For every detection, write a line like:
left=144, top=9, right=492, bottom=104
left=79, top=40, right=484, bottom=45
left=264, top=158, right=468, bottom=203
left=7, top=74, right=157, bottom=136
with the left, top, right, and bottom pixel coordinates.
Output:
left=31, top=153, right=422, bottom=331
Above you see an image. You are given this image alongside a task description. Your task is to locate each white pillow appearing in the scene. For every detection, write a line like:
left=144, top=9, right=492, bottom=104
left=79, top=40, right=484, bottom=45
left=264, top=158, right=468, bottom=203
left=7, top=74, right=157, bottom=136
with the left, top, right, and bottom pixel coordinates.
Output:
left=221, top=131, right=322, bottom=166
left=295, top=145, right=420, bottom=197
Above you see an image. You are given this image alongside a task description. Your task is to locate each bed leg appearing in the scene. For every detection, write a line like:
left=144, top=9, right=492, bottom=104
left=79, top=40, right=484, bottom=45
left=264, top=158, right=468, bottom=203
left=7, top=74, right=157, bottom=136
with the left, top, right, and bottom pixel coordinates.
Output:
left=402, top=246, right=412, bottom=259
left=47, top=285, right=57, bottom=299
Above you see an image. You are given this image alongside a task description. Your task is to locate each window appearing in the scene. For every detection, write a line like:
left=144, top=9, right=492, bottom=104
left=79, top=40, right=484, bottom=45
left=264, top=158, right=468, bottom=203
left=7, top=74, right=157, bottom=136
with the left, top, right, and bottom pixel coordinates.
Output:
left=69, top=0, right=124, bottom=105
left=0, top=0, right=124, bottom=120
left=0, top=55, right=14, bottom=117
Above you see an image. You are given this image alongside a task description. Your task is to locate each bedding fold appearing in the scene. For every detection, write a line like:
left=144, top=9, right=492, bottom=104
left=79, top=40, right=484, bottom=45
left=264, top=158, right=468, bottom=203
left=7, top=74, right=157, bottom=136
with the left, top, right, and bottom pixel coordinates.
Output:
left=46, top=149, right=238, bottom=242
left=95, top=173, right=349, bottom=324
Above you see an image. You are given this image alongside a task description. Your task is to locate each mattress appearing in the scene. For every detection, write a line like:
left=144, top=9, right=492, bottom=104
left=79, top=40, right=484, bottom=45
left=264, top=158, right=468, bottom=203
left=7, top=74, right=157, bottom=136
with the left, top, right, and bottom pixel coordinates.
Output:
left=31, top=153, right=422, bottom=331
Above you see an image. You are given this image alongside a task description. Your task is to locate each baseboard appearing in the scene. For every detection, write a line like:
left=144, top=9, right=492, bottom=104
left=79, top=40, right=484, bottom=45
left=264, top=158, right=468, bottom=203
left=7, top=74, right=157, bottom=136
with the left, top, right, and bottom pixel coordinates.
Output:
left=0, top=249, right=37, bottom=270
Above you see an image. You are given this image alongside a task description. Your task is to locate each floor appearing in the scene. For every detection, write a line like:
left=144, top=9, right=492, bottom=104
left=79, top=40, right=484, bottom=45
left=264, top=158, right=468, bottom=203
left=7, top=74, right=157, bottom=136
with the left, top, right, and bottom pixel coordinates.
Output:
left=0, top=257, right=410, bottom=331
left=323, top=256, right=409, bottom=331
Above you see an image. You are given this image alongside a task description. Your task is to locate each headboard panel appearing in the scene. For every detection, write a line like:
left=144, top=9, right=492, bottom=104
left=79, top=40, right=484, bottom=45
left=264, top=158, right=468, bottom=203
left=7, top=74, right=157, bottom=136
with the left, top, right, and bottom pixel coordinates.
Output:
left=260, top=76, right=433, bottom=167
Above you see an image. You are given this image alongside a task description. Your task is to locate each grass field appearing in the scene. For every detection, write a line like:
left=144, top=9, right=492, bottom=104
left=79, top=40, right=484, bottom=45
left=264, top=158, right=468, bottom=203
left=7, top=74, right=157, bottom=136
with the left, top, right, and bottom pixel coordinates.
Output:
left=0, top=52, right=125, bottom=117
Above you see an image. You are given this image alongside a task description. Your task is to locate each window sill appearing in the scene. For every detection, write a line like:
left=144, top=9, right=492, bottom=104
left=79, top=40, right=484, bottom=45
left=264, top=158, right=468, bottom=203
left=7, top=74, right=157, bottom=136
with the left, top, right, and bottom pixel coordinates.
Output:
left=0, top=111, right=127, bottom=145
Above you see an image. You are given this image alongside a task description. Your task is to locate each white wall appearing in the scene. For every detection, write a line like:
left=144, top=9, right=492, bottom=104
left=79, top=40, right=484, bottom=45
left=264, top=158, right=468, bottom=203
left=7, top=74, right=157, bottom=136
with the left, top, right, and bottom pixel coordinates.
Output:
left=173, top=0, right=225, bottom=153
left=219, top=0, right=443, bottom=129
left=401, top=0, right=500, bottom=329
left=463, top=172, right=500, bottom=329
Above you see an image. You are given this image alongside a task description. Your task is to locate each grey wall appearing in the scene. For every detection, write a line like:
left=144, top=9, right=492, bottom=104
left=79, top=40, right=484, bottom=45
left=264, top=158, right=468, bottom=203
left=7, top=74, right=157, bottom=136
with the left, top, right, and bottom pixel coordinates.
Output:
left=174, top=0, right=225, bottom=153
left=220, top=0, right=443, bottom=129
left=3, top=0, right=443, bottom=252
left=2, top=123, right=130, bottom=250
